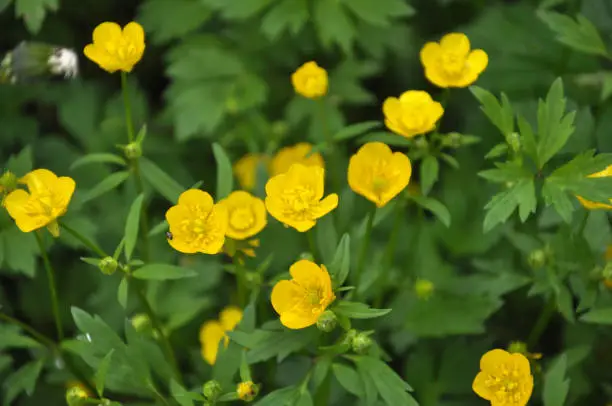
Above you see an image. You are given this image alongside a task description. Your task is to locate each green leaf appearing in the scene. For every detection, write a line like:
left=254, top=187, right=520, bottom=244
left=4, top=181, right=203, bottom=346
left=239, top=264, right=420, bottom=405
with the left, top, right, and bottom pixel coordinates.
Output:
left=484, top=143, right=509, bottom=160
left=358, top=131, right=412, bottom=147
left=355, top=356, right=417, bottom=406
left=340, top=0, right=414, bottom=26
left=543, top=354, right=570, bottom=406
left=536, top=78, right=576, bottom=169
left=6, top=146, right=33, bottom=175
left=213, top=340, right=242, bottom=388
left=314, top=0, right=355, bottom=53
left=169, top=379, right=195, bottom=406
left=3, top=359, right=44, bottom=405
left=332, top=121, right=381, bottom=142
left=261, top=0, right=308, bottom=40
left=333, top=301, right=391, bottom=319
left=328, top=233, right=351, bottom=288
left=517, top=114, right=538, bottom=164
left=132, top=264, right=197, bottom=280
left=139, top=157, right=185, bottom=203
left=81, top=171, right=130, bottom=204
left=212, top=143, right=234, bottom=200
left=316, top=215, right=338, bottom=265
left=254, top=386, right=299, bottom=406
left=95, top=349, right=114, bottom=397
left=542, top=180, right=574, bottom=223
left=70, top=153, right=127, bottom=170
left=0, top=0, right=13, bottom=13
left=332, top=363, right=364, bottom=398
left=601, top=72, right=612, bottom=102
left=478, top=161, right=532, bottom=183
left=469, top=87, right=514, bottom=137
left=538, top=11, right=609, bottom=56
left=420, top=156, right=439, bottom=196
left=204, top=0, right=273, bottom=20
left=580, top=307, right=612, bottom=324
left=517, top=179, right=537, bottom=222
left=117, top=277, right=128, bottom=308
left=409, top=195, right=451, bottom=227
left=124, top=194, right=144, bottom=261
left=0, top=327, right=42, bottom=350
left=137, top=0, right=212, bottom=44
left=483, top=179, right=536, bottom=232
left=15, top=0, right=57, bottom=34
left=246, top=328, right=317, bottom=364
left=295, top=390, right=314, bottom=406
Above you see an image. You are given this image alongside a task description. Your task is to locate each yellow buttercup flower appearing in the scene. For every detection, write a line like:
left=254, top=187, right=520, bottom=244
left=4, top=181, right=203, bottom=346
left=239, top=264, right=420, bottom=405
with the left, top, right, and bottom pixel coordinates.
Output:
left=348, top=142, right=412, bottom=208
left=420, top=32, right=488, bottom=88
left=265, top=163, right=338, bottom=232
left=4, top=169, right=75, bottom=237
left=165, top=189, right=227, bottom=254
left=234, top=154, right=269, bottom=191
left=472, top=349, right=533, bottom=406
left=382, top=90, right=444, bottom=139
left=576, top=165, right=612, bottom=210
left=291, top=61, right=328, bottom=99
left=271, top=259, right=335, bottom=329
left=271, top=143, right=324, bottom=176
left=199, top=306, right=243, bottom=365
left=84, top=22, right=145, bottom=73
left=218, top=191, right=267, bottom=240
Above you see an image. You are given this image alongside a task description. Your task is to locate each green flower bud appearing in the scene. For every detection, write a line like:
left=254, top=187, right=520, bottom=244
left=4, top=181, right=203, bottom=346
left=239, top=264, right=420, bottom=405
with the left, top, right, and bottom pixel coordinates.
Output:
left=316, top=310, right=337, bottom=333
left=507, top=341, right=528, bottom=355
left=131, top=313, right=152, bottom=333
left=124, top=142, right=142, bottom=160
left=527, top=249, right=547, bottom=270
left=271, top=121, right=288, bottom=138
left=414, top=279, right=434, bottom=300
left=414, top=136, right=428, bottom=150
left=342, top=329, right=358, bottom=346
left=0, top=170, right=18, bottom=192
left=99, top=256, right=118, bottom=275
left=202, top=380, right=222, bottom=402
left=351, top=332, right=373, bottom=355
left=299, top=252, right=314, bottom=261
left=602, top=262, right=612, bottom=280
left=65, top=386, right=89, bottom=406
left=226, top=97, right=239, bottom=114
left=245, top=271, right=262, bottom=287
left=237, top=381, right=259, bottom=402
left=446, top=132, right=462, bottom=148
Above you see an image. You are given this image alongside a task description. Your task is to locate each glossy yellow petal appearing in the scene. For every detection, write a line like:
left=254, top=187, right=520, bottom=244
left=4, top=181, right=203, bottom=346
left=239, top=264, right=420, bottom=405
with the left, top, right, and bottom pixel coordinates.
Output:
left=467, top=49, right=488, bottom=75
left=314, top=193, right=339, bottom=219
left=22, top=169, right=57, bottom=194
left=382, top=97, right=401, bottom=119
left=420, top=42, right=441, bottom=67
left=291, top=61, right=328, bottom=99
left=289, top=259, right=324, bottom=286
left=480, top=349, right=511, bottom=373
left=219, top=306, right=243, bottom=331
left=92, top=22, right=123, bottom=44
left=123, top=22, right=145, bottom=46
left=200, top=321, right=225, bottom=365
left=55, top=176, right=76, bottom=211
left=510, top=352, right=531, bottom=376
left=271, top=280, right=303, bottom=315
left=440, top=32, right=471, bottom=56
left=423, top=66, right=450, bottom=88
left=472, top=372, right=492, bottom=400
left=280, top=311, right=318, bottom=329
left=178, top=189, right=213, bottom=210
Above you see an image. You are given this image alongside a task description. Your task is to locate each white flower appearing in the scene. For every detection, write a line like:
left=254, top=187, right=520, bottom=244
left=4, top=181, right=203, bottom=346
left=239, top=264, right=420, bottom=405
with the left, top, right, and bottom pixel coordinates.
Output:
left=48, top=48, right=79, bottom=79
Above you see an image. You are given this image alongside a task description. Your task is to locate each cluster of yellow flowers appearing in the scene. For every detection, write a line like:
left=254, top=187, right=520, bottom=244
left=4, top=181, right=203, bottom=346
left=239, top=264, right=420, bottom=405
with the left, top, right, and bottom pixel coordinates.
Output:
left=0, top=20, right=539, bottom=406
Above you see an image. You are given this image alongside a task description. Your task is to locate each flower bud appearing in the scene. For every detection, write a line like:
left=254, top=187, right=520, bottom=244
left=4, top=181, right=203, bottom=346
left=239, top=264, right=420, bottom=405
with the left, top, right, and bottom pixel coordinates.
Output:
left=414, top=136, right=428, bottom=150
left=342, top=329, right=358, bottom=346
left=271, top=121, right=288, bottom=138
left=99, top=256, right=118, bottom=275
left=245, top=271, right=262, bottom=287
left=0, top=170, right=18, bottom=192
left=131, top=313, right=152, bottom=333
left=316, top=310, right=337, bottom=333
left=65, top=386, right=89, bottom=406
left=527, top=249, right=547, bottom=270
left=351, top=332, right=373, bottom=355
left=202, top=380, right=222, bottom=402
left=299, top=252, right=314, bottom=261
left=226, top=97, right=239, bottom=114
left=237, top=381, right=259, bottom=402
left=507, top=132, right=521, bottom=153
left=124, top=142, right=142, bottom=160
left=445, top=132, right=462, bottom=148
left=414, top=279, right=434, bottom=300
left=507, top=341, right=528, bottom=355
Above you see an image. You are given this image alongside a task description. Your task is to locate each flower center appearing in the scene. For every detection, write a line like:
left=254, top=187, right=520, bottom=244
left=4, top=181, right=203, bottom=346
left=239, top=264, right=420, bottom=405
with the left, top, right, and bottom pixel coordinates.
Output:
left=179, top=207, right=221, bottom=245
left=304, top=77, right=323, bottom=94
left=399, top=103, right=427, bottom=130
left=229, top=207, right=255, bottom=231
left=305, top=286, right=325, bottom=312
left=283, top=186, right=316, bottom=218
left=441, top=52, right=467, bottom=76
left=483, top=366, right=525, bottom=403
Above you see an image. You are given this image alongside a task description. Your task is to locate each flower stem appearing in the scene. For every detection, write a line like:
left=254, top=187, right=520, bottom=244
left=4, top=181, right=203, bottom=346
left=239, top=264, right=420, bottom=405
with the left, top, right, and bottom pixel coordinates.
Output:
left=35, top=231, right=64, bottom=340
left=61, top=222, right=106, bottom=257
left=233, top=256, right=248, bottom=307
left=307, top=229, right=319, bottom=263
left=354, top=205, right=377, bottom=297
left=374, top=202, right=403, bottom=307
left=0, top=312, right=55, bottom=348
left=121, top=71, right=134, bottom=142
left=527, top=297, right=556, bottom=349
left=134, top=282, right=182, bottom=385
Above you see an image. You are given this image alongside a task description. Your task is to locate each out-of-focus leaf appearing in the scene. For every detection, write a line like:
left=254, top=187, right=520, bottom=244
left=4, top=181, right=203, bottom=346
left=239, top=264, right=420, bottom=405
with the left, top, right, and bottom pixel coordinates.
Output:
left=543, top=354, right=570, bottom=406
left=212, top=143, right=233, bottom=200
left=81, top=171, right=130, bottom=204
left=2, top=359, right=44, bottom=405
left=70, top=153, right=126, bottom=170
left=538, top=11, right=608, bottom=56
left=138, top=0, right=212, bottom=44
left=124, top=194, right=144, bottom=261
left=132, top=264, right=197, bottom=280
left=140, top=157, right=184, bottom=203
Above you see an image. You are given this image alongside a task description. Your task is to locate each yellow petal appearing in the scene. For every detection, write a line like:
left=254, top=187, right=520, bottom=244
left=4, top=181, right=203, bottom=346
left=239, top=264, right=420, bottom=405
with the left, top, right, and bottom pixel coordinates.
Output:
left=479, top=349, right=511, bottom=373
left=178, top=189, right=214, bottom=210
left=56, top=176, right=76, bottom=211
left=3, top=189, right=30, bottom=219
left=313, top=193, right=338, bottom=219
left=271, top=280, right=303, bottom=315
left=382, top=97, right=401, bottom=120
left=289, top=259, right=324, bottom=286
left=22, top=169, right=57, bottom=194
left=200, top=321, right=225, bottom=365
left=265, top=172, right=287, bottom=197
left=123, top=22, right=145, bottom=45
left=420, top=42, right=441, bottom=67
left=93, top=22, right=123, bottom=44
left=219, top=306, right=243, bottom=331
left=467, top=49, right=488, bottom=75
left=399, top=90, right=433, bottom=105
left=424, top=66, right=451, bottom=88
left=440, top=32, right=471, bottom=56
left=280, top=312, right=318, bottom=329
left=472, top=372, right=493, bottom=400
left=510, top=352, right=531, bottom=376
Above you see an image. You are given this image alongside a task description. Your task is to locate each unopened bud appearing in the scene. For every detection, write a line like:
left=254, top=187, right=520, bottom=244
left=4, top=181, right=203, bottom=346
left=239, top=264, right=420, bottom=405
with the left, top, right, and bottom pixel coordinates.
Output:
left=299, top=252, right=314, bottom=261
left=342, top=329, right=358, bottom=346
left=508, top=132, right=521, bottom=153
left=446, top=132, right=462, bottom=148
left=202, top=380, right=222, bottom=402
left=0, top=170, right=18, bottom=192
left=124, top=142, right=142, bottom=160
left=99, top=256, right=118, bottom=275
left=226, top=97, right=239, bottom=114
left=245, top=271, right=262, bottom=287
left=414, top=279, right=434, bottom=300
left=414, top=136, right=428, bottom=150
left=271, top=121, right=288, bottom=137
left=65, top=386, right=89, bottom=406
left=131, top=313, right=152, bottom=333
left=528, top=249, right=547, bottom=270
left=237, top=381, right=259, bottom=402
left=507, top=341, right=528, bottom=355
left=316, top=310, right=337, bottom=333
left=351, top=333, right=373, bottom=355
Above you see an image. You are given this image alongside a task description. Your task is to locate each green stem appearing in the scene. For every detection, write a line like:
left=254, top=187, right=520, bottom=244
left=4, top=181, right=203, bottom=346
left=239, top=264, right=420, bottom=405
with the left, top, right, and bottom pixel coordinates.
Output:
left=61, top=222, right=107, bottom=257
left=307, top=229, right=319, bottom=263
left=374, top=203, right=404, bottom=307
left=234, top=256, right=248, bottom=307
left=318, top=98, right=332, bottom=147
left=35, top=231, right=64, bottom=341
left=134, top=283, right=182, bottom=385
left=527, top=297, right=556, bottom=348
left=121, top=71, right=134, bottom=142
left=354, top=205, right=377, bottom=297
left=0, top=312, right=55, bottom=348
